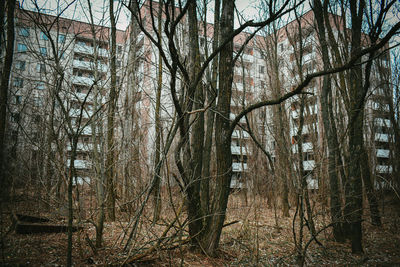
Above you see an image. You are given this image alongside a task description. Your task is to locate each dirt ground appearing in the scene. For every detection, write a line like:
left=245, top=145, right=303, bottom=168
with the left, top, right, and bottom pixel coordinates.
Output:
left=1, top=192, right=400, bottom=266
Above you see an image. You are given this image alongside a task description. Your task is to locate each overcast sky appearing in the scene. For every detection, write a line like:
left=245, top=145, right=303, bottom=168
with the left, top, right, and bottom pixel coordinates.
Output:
left=21, top=0, right=263, bottom=30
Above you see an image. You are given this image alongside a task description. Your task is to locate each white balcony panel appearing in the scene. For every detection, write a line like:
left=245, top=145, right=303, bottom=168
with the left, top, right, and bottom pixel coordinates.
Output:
left=98, top=48, right=109, bottom=57
left=242, top=54, right=253, bottom=62
left=73, top=60, right=108, bottom=72
left=303, top=160, right=315, bottom=171
left=73, top=176, right=91, bottom=185
left=375, top=118, right=391, bottom=127
left=232, top=129, right=250, bottom=139
left=376, top=165, right=393, bottom=173
left=303, top=53, right=313, bottom=63
left=67, top=143, right=93, bottom=151
left=375, top=133, right=389, bottom=142
left=67, top=159, right=91, bottom=169
left=232, top=162, right=248, bottom=172
left=230, top=178, right=244, bottom=188
left=71, top=76, right=95, bottom=86
left=234, top=82, right=244, bottom=91
left=376, top=149, right=390, bottom=158
left=231, top=145, right=247, bottom=155
left=292, top=110, right=299, bottom=119
left=292, top=142, right=313, bottom=153
left=74, top=44, right=94, bottom=55
left=69, top=108, right=93, bottom=119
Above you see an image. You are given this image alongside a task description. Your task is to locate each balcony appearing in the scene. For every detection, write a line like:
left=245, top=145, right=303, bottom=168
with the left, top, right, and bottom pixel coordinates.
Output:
left=230, top=177, right=244, bottom=188
left=74, top=44, right=108, bottom=58
left=292, top=142, right=313, bottom=153
left=303, top=160, right=315, bottom=171
left=73, top=176, right=91, bottom=185
left=73, top=60, right=108, bottom=72
left=67, top=159, right=91, bottom=169
left=231, top=145, right=247, bottom=155
left=376, top=149, right=390, bottom=158
left=69, top=108, right=93, bottom=119
left=232, top=129, right=250, bottom=139
left=242, top=53, right=253, bottom=62
left=232, top=162, right=248, bottom=172
left=375, top=118, right=391, bottom=127
left=67, top=143, right=93, bottom=152
left=376, top=165, right=393, bottom=174
left=234, top=82, right=243, bottom=91
left=71, top=76, right=95, bottom=86
left=375, top=133, right=389, bottom=142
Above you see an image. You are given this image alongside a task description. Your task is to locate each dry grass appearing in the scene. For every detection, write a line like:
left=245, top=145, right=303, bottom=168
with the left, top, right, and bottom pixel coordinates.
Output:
left=1, top=191, right=400, bottom=266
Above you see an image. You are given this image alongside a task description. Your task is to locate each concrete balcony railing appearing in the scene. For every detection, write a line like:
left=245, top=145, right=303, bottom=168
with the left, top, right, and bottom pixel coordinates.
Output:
left=67, top=159, right=91, bottom=169
left=376, top=149, right=390, bottom=158
left=303, top=160, right=315, bottom=171
left=232, top=129, right=250, bottom=139
left=376, top=165, right=393, bottom=174
left=67, top=143, right=93, bottom=151
left=375, top=133, right=389, bottom=142
left=292, top=142, right=313, bottom=153
left=69, top=108, right=93, bottom=119
left=73, top=60, right=108, bottom=72
left=74, top=44, right=108, bottom=58
left=232, top=162, right=248, bottom=172
left=231, top=145, right=247, bottom=155
left=375, top=118, right=391, bottom=127
left=71, top=76, right=95, bottom=86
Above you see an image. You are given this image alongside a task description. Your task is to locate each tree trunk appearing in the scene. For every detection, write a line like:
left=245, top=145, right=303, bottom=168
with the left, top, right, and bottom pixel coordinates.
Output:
left=200, top=0, right=234, bottom=255
left=0, top=0, right=15, bottom=199
left=201, top=0, right=220, bottom=225
left=153, top=0, right=163, bottom=223
left=106, top=0, right=117, bottom=221
left=313, top=0, right=345, bottom=242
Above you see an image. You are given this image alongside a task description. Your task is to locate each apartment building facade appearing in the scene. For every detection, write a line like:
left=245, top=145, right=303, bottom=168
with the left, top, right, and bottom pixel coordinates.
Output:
left=3, top=3, right=395, bottom=191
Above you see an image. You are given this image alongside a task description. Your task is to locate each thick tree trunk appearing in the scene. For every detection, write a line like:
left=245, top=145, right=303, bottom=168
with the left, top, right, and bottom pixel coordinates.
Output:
left=186, top=0, right=205, bottom=246
left=201, top=0, right=220, bottom=224
left=0, top=0, right=15, bottom=199
left=200, top=0, right=234, bottom=255
left=313, top=0, right=345, bottom=242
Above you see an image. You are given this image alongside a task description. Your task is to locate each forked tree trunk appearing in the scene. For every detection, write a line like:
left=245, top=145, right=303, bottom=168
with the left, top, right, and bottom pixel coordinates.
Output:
left=313, top=0, right=346, bottom=242
left=200, top=0, right=234, bottom=255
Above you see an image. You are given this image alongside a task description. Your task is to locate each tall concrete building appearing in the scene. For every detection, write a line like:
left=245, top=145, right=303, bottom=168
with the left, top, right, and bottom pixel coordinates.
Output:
left=3, top=3, right=395, bottom=191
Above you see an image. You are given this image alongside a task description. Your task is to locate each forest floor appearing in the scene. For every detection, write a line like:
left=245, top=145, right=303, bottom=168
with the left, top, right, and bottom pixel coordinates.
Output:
left=1, top=191, right=400, bottom=266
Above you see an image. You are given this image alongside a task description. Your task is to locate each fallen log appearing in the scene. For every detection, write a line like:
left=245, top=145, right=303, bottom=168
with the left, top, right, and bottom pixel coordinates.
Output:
left=15, top=223, right=82, bottom=234
left=12, top=213, right=82, bottom=234
left=16, top=214, right=51, bottom=223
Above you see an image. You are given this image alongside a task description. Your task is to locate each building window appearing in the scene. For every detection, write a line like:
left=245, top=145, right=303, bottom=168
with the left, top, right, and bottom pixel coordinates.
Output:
left=58, top=34, right=66, bottom=43
left=37, top=81, right=45, bottom=90
left=13, top=78, right=23, bottom=87
left=37, top=63, right=46, bottom=73
left=117, top=45, right=122, bottom=54
left=17, top=43, right=28, bottom=52
left=15, top=60, right=26, bottom=71
left=40, top=31, right=49, bottom=40
left=16, top=95, right=22, bottom=104
left=117, top=60, right=121, bottom=68
left=259, top=65, right=265, bottom=74
left=40, top=47, right=47, bottom=56
left=19, top=27, right=30, bottom=37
